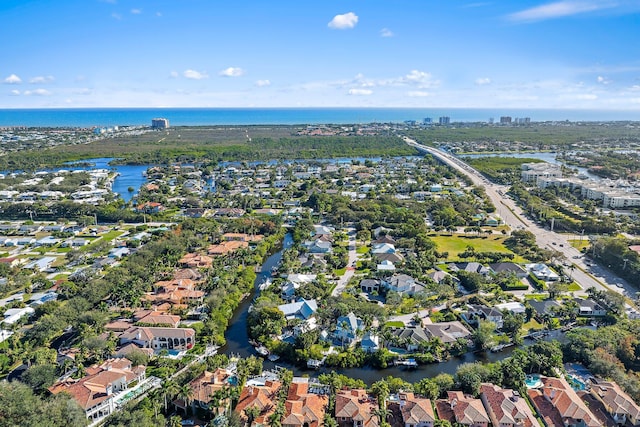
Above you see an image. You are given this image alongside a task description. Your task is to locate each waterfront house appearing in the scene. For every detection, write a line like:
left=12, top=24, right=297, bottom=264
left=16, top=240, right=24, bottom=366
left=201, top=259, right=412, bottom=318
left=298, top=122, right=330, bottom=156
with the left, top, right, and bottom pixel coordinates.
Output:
left=334, top=312, right=364, bottom=346
left=335, top=389, right=379, bottom=427
left=461, top=305, right=504, bottom=329
left=479, top=383, right=538, bottom=427
left=527, top=376, right=599, bottom=427
left=573, top=298, right=607, bottom=317
left=436, top=391, right=490, bottom=427
left=360, top=331, right=380, bottom=353
left=277, top=299, right=318, bottom=321
left=178, top=253, right=213, bottom=269
left=397, top=392, right=435, bottom=427
left=423, top=321, right=471, bottom=344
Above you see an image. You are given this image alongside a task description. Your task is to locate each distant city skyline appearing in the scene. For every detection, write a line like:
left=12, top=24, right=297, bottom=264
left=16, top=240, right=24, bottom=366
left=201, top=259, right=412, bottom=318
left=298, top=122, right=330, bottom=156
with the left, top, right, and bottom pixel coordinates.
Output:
left=2, top=0, right=640, bottom=110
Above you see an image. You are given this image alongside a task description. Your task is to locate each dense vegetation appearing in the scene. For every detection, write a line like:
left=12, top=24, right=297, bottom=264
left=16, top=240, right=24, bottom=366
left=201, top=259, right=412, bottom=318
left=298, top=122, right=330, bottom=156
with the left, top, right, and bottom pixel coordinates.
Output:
left=463, top=157, right=543, bottom=184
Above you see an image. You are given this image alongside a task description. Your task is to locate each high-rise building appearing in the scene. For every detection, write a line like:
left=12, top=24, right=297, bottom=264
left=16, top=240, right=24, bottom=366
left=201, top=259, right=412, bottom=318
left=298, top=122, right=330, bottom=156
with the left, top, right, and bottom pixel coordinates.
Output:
left=151, top=118, right=170, bottom=129
left=423, top=117, right=433, bottom=125
left=499, top=116, right=512, bottom=124
left=438, top=116, right=450, bottom=125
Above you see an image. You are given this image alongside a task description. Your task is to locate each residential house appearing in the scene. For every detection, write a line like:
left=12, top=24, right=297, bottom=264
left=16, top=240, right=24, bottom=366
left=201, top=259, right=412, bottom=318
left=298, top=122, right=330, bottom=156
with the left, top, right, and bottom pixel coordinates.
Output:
left=479, top=383, right=538, bottom=427
left=178, top=253, right=213, bottom=269
left=377, top=260, right=396, bottom=272
left=235, top=380, right=282, bottom=427
left=371, top=243, right=396, bottom=254
left=573, top=298, right=607, bottom=317
left=134, top=311, right=181, bottom=328
left=360, top=332, right=380, bottom=353
left=305, top=239, right=332, bottom=254
left=591, top=381, right=640, bottom=426
left=335, top=389, right=379, bottom=427
left=495, top=302, right=526, bottom=315
left=423, top=322, right=472, bottom=344
left=2, top=306, right=35, bottom=325
left=436, top=391, right=490, bottom=427
left=208, top=240, right=249, bottom=256
left=527, top=263, right=560, bottom=282
left=175, top=369, right=234, bottom=416
left=397, top=392, right=435, bottom=427
left=528, top=300, right=563, bottom=319
left=360, top=279, right=380, bottom=293
left=382, top=274, right=426, bottom=296
left=527, top=376, right=599, bottom=427
left=450, top=262, right=490, bottom=276
left=119, top=326, right=195, bottom=352
left=393, top=327, right=429, bottom=351
left=334, top=312, right=364, bottom=346
left=277, top=299, right=318, bottom=321
left=136, top=201, right=165, bottom=214
left=48, top=358, right=146, bottom=423
left=282, top=381, right=328, bottom=427
left=461, top=305, right=504, bottom=329
left=488, top=262, right=528, bottom=279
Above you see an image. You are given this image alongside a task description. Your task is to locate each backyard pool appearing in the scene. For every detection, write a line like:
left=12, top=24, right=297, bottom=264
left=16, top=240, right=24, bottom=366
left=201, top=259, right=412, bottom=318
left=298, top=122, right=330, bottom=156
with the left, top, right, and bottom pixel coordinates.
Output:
left=525, top=374, right=542, bottom=388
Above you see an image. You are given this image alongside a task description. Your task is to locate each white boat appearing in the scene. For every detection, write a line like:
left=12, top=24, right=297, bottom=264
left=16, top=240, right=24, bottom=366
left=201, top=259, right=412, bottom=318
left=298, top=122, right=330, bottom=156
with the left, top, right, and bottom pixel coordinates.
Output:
left=255, top=346, right=269, bottom=356
left=258, top=278, right=272, bottom=291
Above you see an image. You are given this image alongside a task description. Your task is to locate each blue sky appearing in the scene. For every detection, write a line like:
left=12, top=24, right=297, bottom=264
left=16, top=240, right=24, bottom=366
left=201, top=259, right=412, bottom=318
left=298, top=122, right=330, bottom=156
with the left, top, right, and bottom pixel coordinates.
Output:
left=2, top=0, right=640, bottom=109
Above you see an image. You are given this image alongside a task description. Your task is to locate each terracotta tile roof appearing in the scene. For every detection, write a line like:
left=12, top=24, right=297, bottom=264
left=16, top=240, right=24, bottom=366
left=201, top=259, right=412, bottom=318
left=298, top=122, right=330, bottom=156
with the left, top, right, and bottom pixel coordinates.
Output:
left=49, top=358, right=145, bottom=411
left=208, top=240, right=248, bottom=255
left=136, top=311, right=181, bottom=327
left=335, top=389, right=379, bottom=427
left=282, top=382, right=328, bottom=427
left=479, top=383, right=537, bottom=427
left=178, top=253, right=213, bottom=268
left=235, top=380, right=282, bottom=426
left=222, top=232, right=264, bottom=242
left=528, top=376, right=599, bottom=427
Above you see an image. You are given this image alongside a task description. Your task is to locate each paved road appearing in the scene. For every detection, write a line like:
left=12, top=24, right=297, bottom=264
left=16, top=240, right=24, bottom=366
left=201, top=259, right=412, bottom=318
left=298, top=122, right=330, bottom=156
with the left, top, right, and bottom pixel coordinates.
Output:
left=404, top=136, right=632, bottom=297
left=331, top=227, right=358, bottom=297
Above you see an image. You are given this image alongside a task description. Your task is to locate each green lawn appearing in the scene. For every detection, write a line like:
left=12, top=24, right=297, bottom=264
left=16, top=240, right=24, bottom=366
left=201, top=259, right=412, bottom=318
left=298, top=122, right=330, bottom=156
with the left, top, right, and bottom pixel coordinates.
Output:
left=568, top=239, right=589, bottom=251
left=431, top=233, right=526, bottom=263
left=567, top=282, right=582, bottom=291
left=356, top=246, right=369, bottom=254
left=385, top=321, right=405, bottom=328
left=522, top=318, right=544, bottom=331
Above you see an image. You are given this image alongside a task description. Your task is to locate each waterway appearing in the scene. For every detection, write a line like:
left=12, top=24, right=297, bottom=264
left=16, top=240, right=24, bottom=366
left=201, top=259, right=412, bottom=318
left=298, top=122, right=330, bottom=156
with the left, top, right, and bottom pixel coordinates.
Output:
left=460, top=151, right=600, bottom=181
left=219, top=232, right=566, bottom=384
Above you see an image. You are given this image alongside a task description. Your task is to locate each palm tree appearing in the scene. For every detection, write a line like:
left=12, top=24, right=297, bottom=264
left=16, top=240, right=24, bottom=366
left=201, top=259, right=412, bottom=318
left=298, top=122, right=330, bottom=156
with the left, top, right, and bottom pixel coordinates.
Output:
left=177, top=383, right=194, bottom=415
left=161, top=379, right=179, bottom=412
left=168, top=415, right=182, bottom=427
left=244, top=405, right=261, bottom=426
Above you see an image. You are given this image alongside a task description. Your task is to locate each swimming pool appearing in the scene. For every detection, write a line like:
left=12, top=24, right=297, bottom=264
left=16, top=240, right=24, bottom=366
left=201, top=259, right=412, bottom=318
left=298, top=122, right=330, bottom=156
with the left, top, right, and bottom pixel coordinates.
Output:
left=525, top=374, right=542, bottom=388
left=567, top=374, right=587, bottom=391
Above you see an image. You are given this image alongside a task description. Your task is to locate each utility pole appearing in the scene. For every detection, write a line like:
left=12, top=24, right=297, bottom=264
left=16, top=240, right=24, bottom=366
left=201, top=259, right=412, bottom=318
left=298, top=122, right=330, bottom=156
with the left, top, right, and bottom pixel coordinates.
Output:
left=550, top=217, right=555, bottom=232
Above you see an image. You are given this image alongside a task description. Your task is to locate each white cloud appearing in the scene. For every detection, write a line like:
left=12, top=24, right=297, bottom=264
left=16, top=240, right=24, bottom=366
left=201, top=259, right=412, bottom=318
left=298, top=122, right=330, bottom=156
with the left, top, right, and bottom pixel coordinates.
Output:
left=169, top=71, right=179, bottom=78
left=255, top=80, right=271, bottom=87
left=475, top=77, right=492, bottom=85
left=73, top=88, right=92, bottom=95
left=380, top=28, right=394, bottom=37
left=597, top=75, right=611, bottom=84
left=131, top=8, right=142, bottom=14
left=328, top=12, right=358, bottom=30
left=183, top=69, right=209, bottom=80
left=219, top=67, right=245, bottom=77
left=4, top=74, right=22, bottom=84
left=508, top=1, right=615, bottom=22
left=630, top=85, right=640, bottom=91
left=111, top=12, right=122, bottom=20
left=400, top=70, right=439, bottom=88
left=10, top=90, right=20, bottom=96
left=24, top=89, right=52, bottom=96
left=574, top=93, right=598, bottom=100
left=408, top=91, right=430, bottom=97
left=156, top=11, right=162, bottom=17
left=29, top=75, right=54, bottom=84
left=348, top=88, right=372, bottom=96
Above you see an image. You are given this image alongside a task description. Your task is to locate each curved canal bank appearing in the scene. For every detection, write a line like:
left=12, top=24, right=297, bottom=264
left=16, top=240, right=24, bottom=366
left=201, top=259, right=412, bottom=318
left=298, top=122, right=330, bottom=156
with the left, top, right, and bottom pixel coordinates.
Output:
left=219, top=234, right=567, bottom=384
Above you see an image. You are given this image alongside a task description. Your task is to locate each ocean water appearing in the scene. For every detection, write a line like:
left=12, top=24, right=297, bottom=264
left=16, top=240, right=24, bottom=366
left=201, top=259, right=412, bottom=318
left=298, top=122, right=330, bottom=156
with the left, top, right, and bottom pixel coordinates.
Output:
left=0, top=107, right=638, bottom=127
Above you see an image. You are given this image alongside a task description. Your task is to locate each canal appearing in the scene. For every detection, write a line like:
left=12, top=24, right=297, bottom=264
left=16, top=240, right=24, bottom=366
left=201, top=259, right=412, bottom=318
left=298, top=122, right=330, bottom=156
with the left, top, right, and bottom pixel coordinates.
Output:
left=220, top=233, right=566, bottom=384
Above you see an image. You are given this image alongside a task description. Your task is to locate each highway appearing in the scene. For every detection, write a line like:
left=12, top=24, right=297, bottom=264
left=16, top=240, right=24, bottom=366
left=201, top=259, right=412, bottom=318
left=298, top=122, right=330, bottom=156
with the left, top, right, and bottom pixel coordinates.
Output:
left=403, top=136, right=635, bottom=301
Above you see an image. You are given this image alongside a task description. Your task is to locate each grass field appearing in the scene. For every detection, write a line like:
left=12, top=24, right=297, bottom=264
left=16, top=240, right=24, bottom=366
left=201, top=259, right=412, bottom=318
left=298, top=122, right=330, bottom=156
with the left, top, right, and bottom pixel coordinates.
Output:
left=568, top=239, right=589, bottom=251
left=430, top=233, right=526, bottom=263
